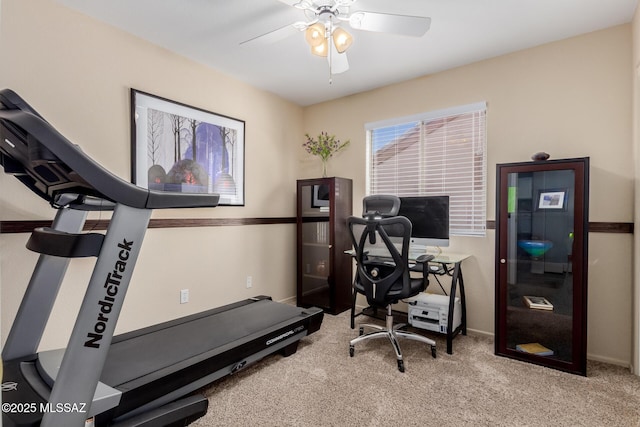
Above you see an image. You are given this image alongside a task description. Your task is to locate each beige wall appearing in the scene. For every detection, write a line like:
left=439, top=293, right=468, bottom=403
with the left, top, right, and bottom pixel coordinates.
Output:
left=301, top=25, right=634, bottom=366
left=0, top=0, right=636, bottom=367
left=0, top=0, right=304, bottom=350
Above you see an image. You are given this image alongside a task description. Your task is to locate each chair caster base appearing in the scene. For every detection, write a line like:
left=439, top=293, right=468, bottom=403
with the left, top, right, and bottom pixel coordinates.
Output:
left=349, top=345, right=355, bottom=357
left=431, top=345, right=437, bottom=358
left=397, top=359, right=405, bottom=372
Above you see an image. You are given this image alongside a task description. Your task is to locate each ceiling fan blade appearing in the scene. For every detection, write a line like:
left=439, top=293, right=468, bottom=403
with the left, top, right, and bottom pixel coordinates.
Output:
left=349, top=11, right=431, bottom=37
left=329, top=44, right=349, bottom=74
left=277, top=0, right=318, bottom=11
left=240, top=23, right=302, bottom=46
left=276, top=0, right=302, bottom=6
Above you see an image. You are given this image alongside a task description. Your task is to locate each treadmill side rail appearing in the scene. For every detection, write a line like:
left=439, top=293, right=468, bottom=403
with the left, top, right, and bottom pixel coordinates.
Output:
left=26, top=227, right=105, bottom=258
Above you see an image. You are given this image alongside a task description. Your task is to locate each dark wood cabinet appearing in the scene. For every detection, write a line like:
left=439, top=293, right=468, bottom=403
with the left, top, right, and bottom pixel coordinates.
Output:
left=296, top=177, right=352, bottom=314
left=495, top=158, right=589, bottom=375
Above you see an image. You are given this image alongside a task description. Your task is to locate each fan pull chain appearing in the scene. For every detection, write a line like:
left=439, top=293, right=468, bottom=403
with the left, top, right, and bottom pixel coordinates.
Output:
left=329, top=50, right=333, bottom=84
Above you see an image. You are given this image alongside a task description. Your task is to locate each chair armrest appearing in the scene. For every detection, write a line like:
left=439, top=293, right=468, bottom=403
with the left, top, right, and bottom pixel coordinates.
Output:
left=415, top=254, right=435, bottom=264
left=414, top=254, right=435, bottom=287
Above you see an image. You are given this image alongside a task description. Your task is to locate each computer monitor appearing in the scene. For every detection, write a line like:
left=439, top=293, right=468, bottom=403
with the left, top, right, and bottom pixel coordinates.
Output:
left=398, top=196, right=450, bottom=249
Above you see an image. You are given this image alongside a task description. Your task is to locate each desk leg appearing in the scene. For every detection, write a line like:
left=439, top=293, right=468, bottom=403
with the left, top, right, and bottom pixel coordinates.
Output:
left=350, top=279, right=357, bottom=329
left=446, top=262, right=465, bottom=354
left=446, top=265, right=456, bottom=354
left=458, top=267, right=467, bottom=336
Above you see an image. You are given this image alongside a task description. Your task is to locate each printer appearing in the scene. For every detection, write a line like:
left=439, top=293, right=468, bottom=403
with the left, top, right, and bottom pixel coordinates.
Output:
left=406, top=292, right=461, bottom=334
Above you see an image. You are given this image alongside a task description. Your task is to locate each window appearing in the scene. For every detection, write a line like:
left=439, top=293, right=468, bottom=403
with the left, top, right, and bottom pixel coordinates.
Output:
left=365, top=102, right=487, bottom=236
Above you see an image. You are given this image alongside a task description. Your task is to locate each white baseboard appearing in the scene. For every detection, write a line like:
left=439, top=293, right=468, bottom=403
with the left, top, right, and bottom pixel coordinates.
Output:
left=586, top=353, right=632, bottom=369
left=279, top=295, right=297, bottom=305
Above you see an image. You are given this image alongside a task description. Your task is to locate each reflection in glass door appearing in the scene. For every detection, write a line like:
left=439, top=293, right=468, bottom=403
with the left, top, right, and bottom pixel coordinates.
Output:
left=299, top=183, right=332, bottom=309
left=506, top=169, right=575, bottom=361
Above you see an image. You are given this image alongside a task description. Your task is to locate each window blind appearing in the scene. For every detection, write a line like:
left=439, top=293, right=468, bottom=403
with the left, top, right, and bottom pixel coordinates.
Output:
left=366, top=102, right=487, bottom=236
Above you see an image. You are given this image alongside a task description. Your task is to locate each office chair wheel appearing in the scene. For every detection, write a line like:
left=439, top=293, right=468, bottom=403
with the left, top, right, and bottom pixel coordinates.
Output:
left=397, top=359, right=405, bottom=373
left=358, top=327, right=364, bottom=336
left=349, top=345, right=355, bottom=357
left=431, top=345, right=437, bottom=358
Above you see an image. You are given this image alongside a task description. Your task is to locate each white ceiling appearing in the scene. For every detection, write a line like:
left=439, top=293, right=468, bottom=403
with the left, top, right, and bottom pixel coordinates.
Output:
left=56, top=0, right=637, bottom=106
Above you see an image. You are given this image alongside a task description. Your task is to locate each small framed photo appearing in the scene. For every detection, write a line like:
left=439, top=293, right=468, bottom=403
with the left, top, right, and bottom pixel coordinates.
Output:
left=131, top=89, right=245, bottom=206
left=537, top=189, right=566, bottom=210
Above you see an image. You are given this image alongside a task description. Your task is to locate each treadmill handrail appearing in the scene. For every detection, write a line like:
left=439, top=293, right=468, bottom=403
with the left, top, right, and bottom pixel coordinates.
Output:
left=0, top=89, right=220, bottom=210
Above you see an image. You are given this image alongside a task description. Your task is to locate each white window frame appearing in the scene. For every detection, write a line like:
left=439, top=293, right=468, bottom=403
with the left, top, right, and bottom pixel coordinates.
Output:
left=365, top=102, right=487, bottom=237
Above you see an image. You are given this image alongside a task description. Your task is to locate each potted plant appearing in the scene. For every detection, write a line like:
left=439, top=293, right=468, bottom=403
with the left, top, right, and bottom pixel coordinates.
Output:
left=302, top=131, right=350, bottom=177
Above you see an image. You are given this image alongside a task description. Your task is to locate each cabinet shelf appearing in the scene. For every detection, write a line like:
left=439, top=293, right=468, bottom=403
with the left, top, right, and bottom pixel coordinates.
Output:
left=302, top=273, right=328, bottom=280
left=505, top=306, right=573, bottom=363
left=302, top=243, right=331, bottom=248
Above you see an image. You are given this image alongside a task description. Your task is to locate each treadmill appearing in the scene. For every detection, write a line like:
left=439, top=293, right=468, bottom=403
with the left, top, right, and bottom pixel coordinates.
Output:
left=0, top=89, right=324, bottom=427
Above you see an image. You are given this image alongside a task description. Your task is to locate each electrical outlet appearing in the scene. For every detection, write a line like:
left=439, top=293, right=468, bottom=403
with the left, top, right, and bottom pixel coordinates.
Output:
left=180, top=289, right=189, bottom=304
left=246, top=276, right=253, bottom=289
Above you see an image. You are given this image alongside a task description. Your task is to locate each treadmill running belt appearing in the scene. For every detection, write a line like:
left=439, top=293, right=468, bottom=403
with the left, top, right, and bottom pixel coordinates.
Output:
left=101, top=299, right=305, bottom=387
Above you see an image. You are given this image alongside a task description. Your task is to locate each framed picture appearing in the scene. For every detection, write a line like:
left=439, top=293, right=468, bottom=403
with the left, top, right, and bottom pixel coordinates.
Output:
left=131, top=89, right=245, bottom=206
left=311, top=184, right=330, bottom=208
left=537, top=189, right=566, bottom=210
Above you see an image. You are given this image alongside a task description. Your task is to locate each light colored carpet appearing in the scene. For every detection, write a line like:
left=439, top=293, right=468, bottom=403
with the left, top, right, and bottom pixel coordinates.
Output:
left=192, top=310, right=640, bottom=426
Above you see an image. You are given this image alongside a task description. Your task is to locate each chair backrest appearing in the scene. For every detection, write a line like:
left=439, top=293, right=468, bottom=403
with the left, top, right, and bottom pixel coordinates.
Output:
left=362, top=195, right=401, bottom=218
left=347, top=214, right=413, bottom=306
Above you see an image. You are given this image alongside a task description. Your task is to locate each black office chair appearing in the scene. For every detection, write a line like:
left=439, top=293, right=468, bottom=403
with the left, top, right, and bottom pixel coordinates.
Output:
left=350, top=195, right=402, bottom=328
left=347, top=213, right=436, bottom=372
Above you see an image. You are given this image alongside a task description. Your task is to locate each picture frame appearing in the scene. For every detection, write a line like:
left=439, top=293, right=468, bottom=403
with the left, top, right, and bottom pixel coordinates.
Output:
left=131, top=89, right=245, bottom=206
left=522, top=295, right=554, bottom=311
left=537, top=189, right=566, bottom=210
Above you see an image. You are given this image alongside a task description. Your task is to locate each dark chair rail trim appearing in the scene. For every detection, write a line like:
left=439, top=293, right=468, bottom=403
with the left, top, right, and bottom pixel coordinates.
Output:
left=0, top=219, right=632, bottom=234
left=1, top=217, right=296, bottom=233
left=485, top=220, right=631, bottom=233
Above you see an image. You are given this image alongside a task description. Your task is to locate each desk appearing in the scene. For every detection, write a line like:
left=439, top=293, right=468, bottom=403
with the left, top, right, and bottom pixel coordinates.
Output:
left=347, top=248, right=470, bottom=355
left=411, top=251, right=469, bottom=354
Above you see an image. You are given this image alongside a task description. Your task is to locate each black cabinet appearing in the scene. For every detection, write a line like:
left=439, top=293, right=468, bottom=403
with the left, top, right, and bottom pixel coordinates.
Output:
left=296, top=177, right=353, bottom=314
left=495, top=158, right=589, bottom=375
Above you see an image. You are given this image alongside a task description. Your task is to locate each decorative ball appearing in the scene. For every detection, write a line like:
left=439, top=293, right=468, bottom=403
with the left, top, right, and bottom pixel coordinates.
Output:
left=531, top=152, right=550, bottom=161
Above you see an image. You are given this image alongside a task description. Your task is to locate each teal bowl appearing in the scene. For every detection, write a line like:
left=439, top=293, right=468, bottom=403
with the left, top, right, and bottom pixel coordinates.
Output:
left=518, top=240, right=553, bottom=257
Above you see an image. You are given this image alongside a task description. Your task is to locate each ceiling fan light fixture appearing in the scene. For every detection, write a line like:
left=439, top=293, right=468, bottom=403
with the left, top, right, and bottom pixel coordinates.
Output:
left=305, top=22, right=326, bottom=47
left=332, top=27, right=352, bottom=53
left=311, top=39, right=329, bottom=57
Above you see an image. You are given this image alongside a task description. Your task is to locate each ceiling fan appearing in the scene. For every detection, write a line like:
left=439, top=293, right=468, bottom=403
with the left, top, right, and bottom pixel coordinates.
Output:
left=241, top=0, right=431, bottom=79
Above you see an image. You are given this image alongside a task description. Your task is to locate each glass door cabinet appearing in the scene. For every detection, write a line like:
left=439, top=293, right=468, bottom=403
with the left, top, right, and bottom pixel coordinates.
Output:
left=296, top=177, right=352, bottom=314
left=495, top=158, right=589, bottom=375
